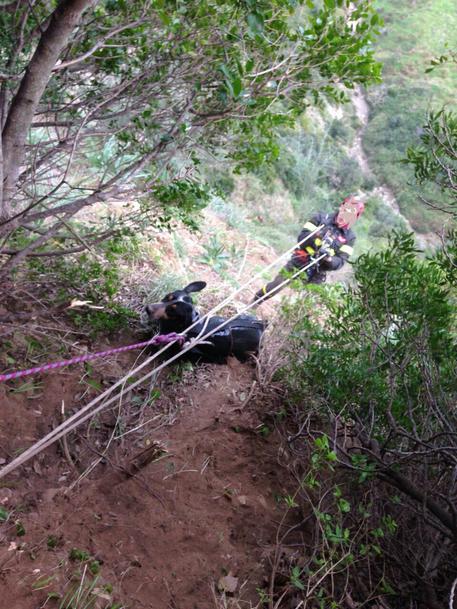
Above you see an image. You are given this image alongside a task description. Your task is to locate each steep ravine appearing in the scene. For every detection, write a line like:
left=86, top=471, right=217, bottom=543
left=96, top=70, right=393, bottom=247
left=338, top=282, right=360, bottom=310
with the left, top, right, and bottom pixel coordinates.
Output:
left=349, top=87, right=434, bottom=250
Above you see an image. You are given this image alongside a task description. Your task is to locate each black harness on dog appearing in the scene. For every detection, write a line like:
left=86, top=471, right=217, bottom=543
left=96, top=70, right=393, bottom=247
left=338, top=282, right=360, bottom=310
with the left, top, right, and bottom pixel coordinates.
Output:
left=185, top=314, right=265, bottom=362
left=145, top=281, right=265, bottom=363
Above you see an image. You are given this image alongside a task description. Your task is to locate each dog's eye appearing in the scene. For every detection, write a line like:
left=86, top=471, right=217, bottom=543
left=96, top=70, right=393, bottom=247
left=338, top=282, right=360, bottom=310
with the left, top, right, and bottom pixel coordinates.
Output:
left=166, top=295, right=174, bottom=302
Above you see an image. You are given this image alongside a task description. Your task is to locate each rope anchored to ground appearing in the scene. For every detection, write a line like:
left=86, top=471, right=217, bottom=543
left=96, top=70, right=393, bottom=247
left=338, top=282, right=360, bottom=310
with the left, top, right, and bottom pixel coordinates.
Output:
left=0, top=333, right=185, bottom=383
left=0, top=225, right=325, bottom=480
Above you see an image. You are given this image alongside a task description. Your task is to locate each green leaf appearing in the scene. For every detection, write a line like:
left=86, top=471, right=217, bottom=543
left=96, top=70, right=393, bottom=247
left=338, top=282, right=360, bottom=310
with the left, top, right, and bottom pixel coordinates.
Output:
left=370, top=13, right=380, bottom=25
left=245, top=58, right=254, bottom=73
left=15, top=520, right=26, bottom=537
left=247, top=12, right=264, bottom=35
left=338, top=498, right=351, bottom=513
left=232, top=77, right=242, bottom=98
left=219, top=63, right=231, bottom=80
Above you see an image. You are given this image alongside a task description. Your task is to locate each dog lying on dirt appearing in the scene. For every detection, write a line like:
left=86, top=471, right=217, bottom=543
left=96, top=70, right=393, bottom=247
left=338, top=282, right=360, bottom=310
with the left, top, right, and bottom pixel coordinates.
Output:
left=144, top=281, right=265, bottom=363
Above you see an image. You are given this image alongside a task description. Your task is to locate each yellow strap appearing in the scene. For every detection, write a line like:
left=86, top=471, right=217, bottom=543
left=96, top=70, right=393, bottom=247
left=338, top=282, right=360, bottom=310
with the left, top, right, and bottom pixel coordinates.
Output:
left=305, top=246, right=315, bottom=255
left=340, top=244, right=353, bottom=255
left=303, top=221, right=318, bottom=231
left=262, top=286, right=267, bottom=295
left=314, top=238, right=322, bottom=246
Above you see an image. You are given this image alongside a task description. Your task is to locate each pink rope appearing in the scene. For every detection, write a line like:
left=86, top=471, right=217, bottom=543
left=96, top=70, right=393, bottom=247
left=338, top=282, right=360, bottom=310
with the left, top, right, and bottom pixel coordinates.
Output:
left=0, top=333, right=185, bottom=383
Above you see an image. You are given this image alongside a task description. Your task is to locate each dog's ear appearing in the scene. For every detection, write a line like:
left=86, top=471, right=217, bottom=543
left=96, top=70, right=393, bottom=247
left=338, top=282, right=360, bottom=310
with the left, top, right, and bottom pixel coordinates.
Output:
left=184, top=281, right=207, bottom=294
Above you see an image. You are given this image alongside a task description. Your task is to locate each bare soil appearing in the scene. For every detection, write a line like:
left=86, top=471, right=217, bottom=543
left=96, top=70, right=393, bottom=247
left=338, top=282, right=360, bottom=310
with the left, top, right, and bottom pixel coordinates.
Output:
left=0, top=204, right=346, bottom=609
left=0, top=321, right=290, bottom=609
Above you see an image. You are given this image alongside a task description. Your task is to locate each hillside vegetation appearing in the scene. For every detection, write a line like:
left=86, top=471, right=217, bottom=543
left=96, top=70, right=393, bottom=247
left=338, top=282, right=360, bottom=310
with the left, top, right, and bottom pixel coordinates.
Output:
left=203, top=0, right=456, bottom=259
left=364, top=0, right=457, bottom=231
left=0, top=1, right=456, bottom=609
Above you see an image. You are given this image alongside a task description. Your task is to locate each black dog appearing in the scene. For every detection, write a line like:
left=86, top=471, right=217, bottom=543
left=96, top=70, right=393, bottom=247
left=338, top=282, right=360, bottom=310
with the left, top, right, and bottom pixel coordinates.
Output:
left=144, top=281, right=265, bottom=363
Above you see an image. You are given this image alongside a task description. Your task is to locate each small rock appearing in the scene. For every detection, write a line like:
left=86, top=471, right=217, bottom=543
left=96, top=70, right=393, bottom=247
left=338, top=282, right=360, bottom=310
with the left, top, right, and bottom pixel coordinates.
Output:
left=258, top=496, right=268, bottom=510
left=237, top=495, right=249, bottom=507
left=218, top=573, right=239, bottom=594
left=0, top=488, right=14, bottom=505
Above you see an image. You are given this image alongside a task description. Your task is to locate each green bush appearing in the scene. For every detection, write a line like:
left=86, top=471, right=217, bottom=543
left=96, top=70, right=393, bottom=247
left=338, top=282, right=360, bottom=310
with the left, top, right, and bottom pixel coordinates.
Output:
left=27, top=235, right=139, bottom=334
left=329, top=119, right=351, bottom=142
left=210, top=197, right=250, bottom=232
left=272, top=128, right=364, bottom=214
left=141, top=272, right=189, bottom=305
left=289, top=232, right=455, bottom=421
left=280, top=231, right=457, bottom=606
left=204, top=168, right=236, bottom=197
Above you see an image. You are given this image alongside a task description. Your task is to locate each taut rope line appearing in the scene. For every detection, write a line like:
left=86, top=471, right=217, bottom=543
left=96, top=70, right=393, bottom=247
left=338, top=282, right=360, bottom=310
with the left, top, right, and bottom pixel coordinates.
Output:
left=0, top=333, right=184, bottom=383
left=0, top=230, right=325, bottom=480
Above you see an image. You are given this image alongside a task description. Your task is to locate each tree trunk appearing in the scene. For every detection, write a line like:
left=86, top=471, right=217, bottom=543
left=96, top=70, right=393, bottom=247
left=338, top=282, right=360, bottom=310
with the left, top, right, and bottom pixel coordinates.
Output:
left=1, top=0, right=97, bottom=221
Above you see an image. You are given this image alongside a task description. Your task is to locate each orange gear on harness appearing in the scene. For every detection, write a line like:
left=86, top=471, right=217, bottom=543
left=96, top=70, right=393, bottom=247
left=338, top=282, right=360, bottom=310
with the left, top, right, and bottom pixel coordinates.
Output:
left=293, top=248, right=310, bottom=262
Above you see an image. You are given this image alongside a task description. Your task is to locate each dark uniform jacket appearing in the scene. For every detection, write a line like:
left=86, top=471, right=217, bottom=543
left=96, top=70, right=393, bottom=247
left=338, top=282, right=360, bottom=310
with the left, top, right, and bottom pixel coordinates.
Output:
left=291, top=211, right=356, bottom=271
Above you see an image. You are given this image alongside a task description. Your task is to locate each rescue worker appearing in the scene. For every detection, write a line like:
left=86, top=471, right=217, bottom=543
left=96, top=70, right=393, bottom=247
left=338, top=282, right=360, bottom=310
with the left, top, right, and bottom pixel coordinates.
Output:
left=252, top=196, right=365, bottom=305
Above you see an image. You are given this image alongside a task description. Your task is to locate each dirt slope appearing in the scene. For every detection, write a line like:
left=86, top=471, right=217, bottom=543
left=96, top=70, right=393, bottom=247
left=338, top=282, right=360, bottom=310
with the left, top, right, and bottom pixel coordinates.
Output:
left=0, top=204, right=309, bottom=609
left=0, top=353, right=289, bottom=609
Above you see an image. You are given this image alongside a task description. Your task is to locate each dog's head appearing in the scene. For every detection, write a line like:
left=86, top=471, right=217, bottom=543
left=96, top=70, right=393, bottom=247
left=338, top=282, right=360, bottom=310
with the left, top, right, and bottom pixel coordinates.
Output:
left=144, top=281, right=207, bottom=330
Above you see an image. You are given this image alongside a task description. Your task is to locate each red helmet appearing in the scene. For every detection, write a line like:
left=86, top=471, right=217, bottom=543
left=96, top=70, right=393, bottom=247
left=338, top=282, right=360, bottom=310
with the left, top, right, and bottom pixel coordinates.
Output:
left=336, top=196, right=365, bottom=228
left=342, top=195, right=365, bottom=217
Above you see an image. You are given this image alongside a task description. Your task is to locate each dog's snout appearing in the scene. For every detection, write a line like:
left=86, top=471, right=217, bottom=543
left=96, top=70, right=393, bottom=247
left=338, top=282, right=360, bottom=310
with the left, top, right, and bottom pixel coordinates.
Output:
left=144, top=303, right=168, bottom=320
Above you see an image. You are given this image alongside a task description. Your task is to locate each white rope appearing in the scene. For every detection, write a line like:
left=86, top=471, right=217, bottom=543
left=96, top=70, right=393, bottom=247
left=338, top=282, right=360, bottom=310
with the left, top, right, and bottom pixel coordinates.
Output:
left=450, top=576, right=457, bottom=609
left=0, top=229, right=325, bottom=480
left=0, top=253, right=325, bottom=480
left=5, top=222, right=324, bottom=451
